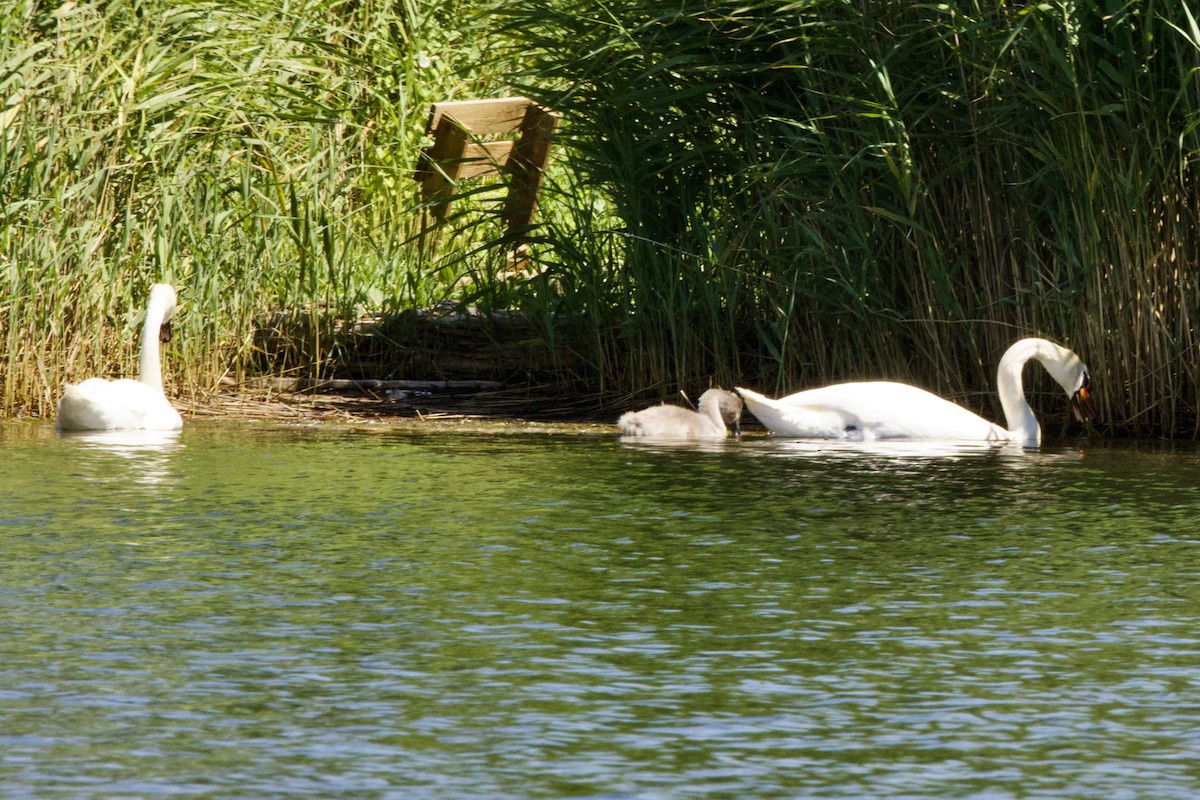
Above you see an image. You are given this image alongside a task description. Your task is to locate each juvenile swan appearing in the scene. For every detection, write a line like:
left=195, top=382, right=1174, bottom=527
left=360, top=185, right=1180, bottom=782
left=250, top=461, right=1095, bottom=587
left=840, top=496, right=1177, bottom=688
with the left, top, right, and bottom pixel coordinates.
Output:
left=737, top=338, right=1094, bottom=446
left=618, top=388, right=743, bottom=439
left=57, top=284, right=183, bottom=432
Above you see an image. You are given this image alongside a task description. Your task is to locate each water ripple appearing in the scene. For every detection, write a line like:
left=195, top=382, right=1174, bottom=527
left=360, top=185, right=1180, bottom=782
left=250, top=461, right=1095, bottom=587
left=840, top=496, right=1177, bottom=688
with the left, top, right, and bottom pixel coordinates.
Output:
left=2, top=424, right=1200, bottom=797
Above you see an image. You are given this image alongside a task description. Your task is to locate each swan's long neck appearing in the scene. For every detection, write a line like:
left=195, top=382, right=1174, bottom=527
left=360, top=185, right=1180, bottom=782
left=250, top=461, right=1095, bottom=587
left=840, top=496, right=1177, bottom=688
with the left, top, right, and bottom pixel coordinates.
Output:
left=698, top=392, right=726, bottom=432
left=995, top=338, right=1075, bottom=445
left=996, top=346, right=1038, bottom=443
left=138, top=295, right=170, bottom=392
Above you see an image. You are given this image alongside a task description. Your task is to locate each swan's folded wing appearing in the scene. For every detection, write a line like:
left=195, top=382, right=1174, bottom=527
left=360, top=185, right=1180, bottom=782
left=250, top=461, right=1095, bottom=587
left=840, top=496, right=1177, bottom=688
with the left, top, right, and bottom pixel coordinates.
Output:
left=618, top=403, right=724, bottom=439
left=740, top=382, right=1006, bottom=440
left=736, top=387, right=864, bottom=438
left=57, top=379, right=181, bottom=432
left=58, top=381, right=136, bottom=431
left=775, top=403, right=866, bottom=438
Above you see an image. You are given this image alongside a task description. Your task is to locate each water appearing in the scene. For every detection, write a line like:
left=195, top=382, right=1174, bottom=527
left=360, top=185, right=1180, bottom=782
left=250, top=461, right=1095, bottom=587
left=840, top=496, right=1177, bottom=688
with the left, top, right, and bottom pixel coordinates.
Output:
left=3, top=421, right=1200, bottom=799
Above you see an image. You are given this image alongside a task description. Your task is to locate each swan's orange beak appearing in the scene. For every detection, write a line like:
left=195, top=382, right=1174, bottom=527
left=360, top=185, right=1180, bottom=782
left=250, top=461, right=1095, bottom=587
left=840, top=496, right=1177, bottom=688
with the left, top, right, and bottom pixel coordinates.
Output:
left=1071, top=383, right=1096, bottom=423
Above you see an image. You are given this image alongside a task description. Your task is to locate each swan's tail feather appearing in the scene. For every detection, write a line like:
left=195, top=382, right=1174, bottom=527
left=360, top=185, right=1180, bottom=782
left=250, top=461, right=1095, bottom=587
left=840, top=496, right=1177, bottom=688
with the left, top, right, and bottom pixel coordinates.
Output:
left=57, top=385, right=125, bottom=431
left=617, top=411, right=645, bottom=437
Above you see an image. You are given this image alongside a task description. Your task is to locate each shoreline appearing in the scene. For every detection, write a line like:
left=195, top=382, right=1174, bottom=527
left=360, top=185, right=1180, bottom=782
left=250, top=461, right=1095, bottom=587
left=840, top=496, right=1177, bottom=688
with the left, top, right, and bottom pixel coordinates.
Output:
left=181, top=385, right=623, bottom=435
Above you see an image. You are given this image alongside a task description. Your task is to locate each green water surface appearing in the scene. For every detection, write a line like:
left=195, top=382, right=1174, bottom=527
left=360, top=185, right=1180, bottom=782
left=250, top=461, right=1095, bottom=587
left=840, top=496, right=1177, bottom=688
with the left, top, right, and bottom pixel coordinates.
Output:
left=2, top=421, right=1199, bottom=798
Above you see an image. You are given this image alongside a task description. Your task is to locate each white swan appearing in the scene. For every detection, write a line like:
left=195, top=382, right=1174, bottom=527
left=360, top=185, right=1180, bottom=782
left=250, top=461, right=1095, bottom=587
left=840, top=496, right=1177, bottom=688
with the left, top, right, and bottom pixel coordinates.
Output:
left=618, top=388, right=743, bottom=439
left=737, top=337, right=1094, bottom=446
left=57, top=284, right=183, bottom=432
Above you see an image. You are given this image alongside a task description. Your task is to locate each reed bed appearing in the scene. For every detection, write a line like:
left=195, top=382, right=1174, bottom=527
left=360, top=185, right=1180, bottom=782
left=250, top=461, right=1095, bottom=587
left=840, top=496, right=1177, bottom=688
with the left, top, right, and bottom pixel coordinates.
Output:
left=0, top=0, right=513, bottom=417
left=496, top=0, right=1200, bottom=435
left=5, top=0, right=1200, bottom=436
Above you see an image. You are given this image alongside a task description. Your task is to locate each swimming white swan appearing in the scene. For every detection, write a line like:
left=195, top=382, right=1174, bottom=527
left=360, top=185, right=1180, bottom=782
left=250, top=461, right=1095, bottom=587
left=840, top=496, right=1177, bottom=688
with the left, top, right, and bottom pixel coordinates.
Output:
left=618, top=388, right=743, bottom=439
left=57, top=284, right=183, bottom=432
left=736, top=337, right=1094, bottom=446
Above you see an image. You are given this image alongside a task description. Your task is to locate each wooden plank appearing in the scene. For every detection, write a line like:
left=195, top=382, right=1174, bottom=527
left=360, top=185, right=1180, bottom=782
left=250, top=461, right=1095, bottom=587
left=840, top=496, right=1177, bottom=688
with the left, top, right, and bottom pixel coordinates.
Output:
left=503, top=105, right=559, bottom=235
left=454, top=140, right=515, bottom=179
left=425, top=97, right=532, bottom=137
left=417, top=139, right=512, bottom=189
left=417, top=116, right=471, bottom=216
left=416, top=97, right=557, bottom=236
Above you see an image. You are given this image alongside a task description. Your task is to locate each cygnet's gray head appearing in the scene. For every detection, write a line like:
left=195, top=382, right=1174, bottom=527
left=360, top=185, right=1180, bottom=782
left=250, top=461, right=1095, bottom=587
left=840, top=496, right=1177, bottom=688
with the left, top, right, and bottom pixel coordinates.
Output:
left=701, top=388, right=743, bottom=435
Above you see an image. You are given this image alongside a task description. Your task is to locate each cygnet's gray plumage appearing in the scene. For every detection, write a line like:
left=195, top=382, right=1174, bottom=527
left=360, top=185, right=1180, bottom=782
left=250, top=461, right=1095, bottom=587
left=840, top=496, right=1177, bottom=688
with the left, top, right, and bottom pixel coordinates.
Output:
left=617, top=388, right=743, bottom=439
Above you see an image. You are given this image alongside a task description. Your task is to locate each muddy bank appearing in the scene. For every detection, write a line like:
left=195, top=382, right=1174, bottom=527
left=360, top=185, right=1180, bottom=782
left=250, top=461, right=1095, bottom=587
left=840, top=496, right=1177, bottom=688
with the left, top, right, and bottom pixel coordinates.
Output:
left=183, top=380, right=624, bottom=435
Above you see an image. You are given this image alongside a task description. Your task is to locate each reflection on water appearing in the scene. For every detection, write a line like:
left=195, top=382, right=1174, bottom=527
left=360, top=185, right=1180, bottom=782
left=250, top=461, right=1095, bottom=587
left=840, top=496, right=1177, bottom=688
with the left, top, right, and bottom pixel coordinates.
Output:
left=58, top=428, right=183, bottom=487
left=62, top=428, right=184, bottom=452
left=2, top=422, right=1200, bottom=798
left=743, top=434, right=1023, bottom=459
left=622, top=432, right=1090, bottom=466
left=618, top=435, right=742, bottom=454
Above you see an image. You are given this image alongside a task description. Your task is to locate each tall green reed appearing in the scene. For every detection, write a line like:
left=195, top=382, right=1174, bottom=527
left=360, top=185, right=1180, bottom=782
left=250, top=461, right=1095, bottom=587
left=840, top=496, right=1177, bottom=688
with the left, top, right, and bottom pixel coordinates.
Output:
left=6, top=0, right=1200, bottom=436
left=0, top=0, right=511, bottom=417
left=493, top=0, right=1200, bottom=434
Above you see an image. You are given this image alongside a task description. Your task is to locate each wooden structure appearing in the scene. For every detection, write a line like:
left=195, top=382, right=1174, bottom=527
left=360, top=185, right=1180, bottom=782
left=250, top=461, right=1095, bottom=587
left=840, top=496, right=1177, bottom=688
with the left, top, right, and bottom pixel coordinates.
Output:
left=414, top=97, right=558, bottom=240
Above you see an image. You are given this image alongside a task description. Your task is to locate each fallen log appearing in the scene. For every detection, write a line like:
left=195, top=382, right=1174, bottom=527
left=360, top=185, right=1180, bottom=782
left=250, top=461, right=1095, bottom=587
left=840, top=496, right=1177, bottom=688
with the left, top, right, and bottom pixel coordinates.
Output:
left=251, top=377, right=506, bottom=394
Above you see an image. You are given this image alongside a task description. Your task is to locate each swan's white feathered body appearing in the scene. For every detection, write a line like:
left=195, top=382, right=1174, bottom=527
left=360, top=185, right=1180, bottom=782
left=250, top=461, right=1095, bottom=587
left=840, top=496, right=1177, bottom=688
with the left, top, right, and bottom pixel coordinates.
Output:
left=737, top=338, right=1093, bottom=446
left=57, top=284, right=183, bottom=432
left=618, top=388, right=743, bottom=439
left=736, top=381, right=1008, bottom=442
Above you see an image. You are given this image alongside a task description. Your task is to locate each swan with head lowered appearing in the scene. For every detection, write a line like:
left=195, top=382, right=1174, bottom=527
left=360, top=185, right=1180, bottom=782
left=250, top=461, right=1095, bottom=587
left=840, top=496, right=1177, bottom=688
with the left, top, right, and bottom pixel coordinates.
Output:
left=57, top=284, right=183, bottom=432
left=736, top=338, right=1094, bottom=446
left=618, top=388, right=743, bottom=439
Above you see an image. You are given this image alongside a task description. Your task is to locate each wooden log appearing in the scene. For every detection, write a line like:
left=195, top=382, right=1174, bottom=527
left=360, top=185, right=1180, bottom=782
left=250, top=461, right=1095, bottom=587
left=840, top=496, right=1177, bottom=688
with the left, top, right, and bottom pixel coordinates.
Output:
left=292, top=378, right=505, bottom=394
